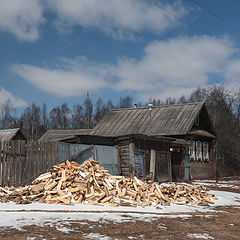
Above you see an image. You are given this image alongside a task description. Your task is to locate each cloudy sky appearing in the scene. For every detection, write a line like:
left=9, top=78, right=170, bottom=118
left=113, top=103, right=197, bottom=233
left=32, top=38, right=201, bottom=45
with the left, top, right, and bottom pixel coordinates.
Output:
left=1, top=0, right=240, bottom=109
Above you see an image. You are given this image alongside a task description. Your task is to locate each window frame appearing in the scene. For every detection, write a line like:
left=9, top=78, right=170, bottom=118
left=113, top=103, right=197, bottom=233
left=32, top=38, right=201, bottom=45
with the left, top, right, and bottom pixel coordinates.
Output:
left=196, top=141, right=202, bottom=161
left=203, top=142, right=209, bottom=161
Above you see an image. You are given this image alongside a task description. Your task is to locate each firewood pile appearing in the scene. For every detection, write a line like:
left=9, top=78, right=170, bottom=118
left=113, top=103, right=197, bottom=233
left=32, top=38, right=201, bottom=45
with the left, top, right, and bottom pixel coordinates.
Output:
left=0, top=158, right=218, bottom=207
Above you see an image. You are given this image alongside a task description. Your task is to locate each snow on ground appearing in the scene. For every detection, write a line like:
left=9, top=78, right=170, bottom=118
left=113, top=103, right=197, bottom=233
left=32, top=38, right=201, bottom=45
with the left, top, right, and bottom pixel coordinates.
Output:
left=193, top=180, right=240, bottom=189
left=0, top=210, right=196, bottom=230
left=0, top=190, right=239, bottom=213
left=84, top=233, right=112, bottom=240
left=187, top=233, right=214, bottom=239
left=0, top=190, right=239, bottom=231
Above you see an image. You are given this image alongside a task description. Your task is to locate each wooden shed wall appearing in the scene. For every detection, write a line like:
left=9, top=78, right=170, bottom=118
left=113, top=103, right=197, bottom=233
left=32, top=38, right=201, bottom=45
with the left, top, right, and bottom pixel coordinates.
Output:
left=117, top=138, right=172, bottom=181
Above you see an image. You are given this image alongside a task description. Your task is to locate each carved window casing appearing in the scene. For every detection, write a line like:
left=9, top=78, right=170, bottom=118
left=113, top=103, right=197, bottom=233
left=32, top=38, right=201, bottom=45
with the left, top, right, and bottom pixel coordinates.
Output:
left=189, top=140, right=195, bottom=161
left=203, top=142, right=209, bottom=161
left=196, top=141, right=202, bottom=161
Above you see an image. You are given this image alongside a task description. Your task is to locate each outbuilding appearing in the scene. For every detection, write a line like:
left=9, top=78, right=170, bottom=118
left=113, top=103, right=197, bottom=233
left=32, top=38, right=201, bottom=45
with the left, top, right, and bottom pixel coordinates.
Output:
left=0, top=128, right=26, bottom=141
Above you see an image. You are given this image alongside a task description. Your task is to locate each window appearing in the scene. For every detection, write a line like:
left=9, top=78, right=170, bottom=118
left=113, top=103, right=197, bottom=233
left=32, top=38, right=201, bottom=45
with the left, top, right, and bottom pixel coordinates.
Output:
left=203, top=142, right=209, bottom=161
left=135, top=151, right=144, bottom=176
left=189, top=141, right=195, bottom=161
left=196, top=141, right=202, bottom=161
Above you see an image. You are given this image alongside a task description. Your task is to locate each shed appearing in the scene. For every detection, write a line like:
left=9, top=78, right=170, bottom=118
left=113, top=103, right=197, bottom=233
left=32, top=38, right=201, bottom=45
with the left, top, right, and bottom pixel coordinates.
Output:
left=90, top=102, right=217, bottom=180
left=38, top=129, right=91, bottom=142
left=0, top=128, right=26, bottom=141
left=57, top=133, right=174, bottom=182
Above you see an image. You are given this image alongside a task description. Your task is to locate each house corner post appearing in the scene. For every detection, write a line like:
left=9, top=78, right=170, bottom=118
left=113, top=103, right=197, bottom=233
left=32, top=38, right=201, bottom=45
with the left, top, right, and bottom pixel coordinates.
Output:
left=129, top=142, right=135, bottom=177
left=184, top=150, right=190, bottom=181
left=150, top=149, right=156, bottom=181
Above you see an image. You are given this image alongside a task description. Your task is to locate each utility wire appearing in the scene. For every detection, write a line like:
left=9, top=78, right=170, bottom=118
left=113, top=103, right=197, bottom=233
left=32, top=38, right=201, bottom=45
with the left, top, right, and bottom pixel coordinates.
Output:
left=189, top=0, right=240, bottom=34
left=157, top=3, right=240, bottom=53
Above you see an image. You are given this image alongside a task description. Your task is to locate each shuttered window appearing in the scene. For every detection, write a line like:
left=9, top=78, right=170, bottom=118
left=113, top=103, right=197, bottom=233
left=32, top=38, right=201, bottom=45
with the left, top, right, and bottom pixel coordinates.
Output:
left=189, top=141, right=195, bottom=161
left=196, top=141, right=202, bottom=161
left=203, top=142, right=209, bottom=161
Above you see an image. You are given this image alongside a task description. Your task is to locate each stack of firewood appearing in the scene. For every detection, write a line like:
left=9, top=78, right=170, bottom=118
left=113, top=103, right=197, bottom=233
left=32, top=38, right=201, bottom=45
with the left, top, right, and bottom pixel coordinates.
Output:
left=0, top=158, right=219, bottom=206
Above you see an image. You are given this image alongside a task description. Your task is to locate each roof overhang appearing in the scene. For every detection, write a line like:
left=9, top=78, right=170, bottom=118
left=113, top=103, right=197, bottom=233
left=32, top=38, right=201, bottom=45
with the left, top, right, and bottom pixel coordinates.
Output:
left=116, top=134, right=175, bottom=142
left=189, top=130, right=217, bottom=139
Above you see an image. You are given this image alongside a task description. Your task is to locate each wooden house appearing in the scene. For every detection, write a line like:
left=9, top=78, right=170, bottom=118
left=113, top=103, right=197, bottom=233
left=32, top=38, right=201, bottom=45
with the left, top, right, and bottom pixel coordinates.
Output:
left=38, top=102, right=216, bottom=181
left=89, top=102, right=216, bottom=180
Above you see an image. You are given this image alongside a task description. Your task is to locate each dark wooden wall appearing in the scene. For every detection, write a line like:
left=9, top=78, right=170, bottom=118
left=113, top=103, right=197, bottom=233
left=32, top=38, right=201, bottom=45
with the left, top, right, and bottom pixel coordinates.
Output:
left=0, top=140, right=59, bottom=186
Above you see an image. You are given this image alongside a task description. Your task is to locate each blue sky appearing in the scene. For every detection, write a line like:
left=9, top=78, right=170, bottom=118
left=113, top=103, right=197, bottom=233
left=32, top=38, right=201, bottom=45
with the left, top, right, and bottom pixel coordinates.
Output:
left=0, top=0, right=240, bottom=111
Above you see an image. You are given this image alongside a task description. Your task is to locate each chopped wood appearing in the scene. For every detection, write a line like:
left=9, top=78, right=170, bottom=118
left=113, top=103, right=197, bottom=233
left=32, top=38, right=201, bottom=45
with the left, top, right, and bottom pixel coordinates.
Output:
left=0, top=158, right=218, bottom=207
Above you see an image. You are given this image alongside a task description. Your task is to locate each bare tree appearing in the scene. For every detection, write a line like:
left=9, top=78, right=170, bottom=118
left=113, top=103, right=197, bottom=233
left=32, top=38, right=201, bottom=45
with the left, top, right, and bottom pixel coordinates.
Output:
left=72, top=104, right=84, bottom=128
left=119, top=96, right=133, bottom=108
left=83, top=92, right=93, bottom=129
left=95, top=98, right=108, bottom=123
left=49, top=103, right=70, bottom=129
left=21, top=103, right=41, bottom=140
left=0, top=99, right=17, bottom=129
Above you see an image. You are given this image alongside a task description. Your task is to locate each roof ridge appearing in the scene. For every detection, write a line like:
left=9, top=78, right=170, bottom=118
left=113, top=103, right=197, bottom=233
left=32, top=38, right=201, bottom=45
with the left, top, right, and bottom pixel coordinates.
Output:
left=0, top=128, right=20, bottom=132
left=110, top=102, right=204, bottom=111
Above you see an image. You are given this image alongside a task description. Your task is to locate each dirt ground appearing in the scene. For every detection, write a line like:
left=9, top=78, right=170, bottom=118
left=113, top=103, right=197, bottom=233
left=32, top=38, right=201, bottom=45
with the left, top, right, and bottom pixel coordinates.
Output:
left=0, top=207, right=239, bottom=240
left=0, top=180, right=239, bottom=240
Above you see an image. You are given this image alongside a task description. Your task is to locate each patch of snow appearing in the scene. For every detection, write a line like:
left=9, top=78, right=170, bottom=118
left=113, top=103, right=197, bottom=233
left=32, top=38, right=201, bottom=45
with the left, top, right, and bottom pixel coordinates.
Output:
left=55, top=225, right=74, bottom=233
left=0, top=190, right=239, bottom=217
left=210, top=190, right=240, bottom=207
left=0, top=211, right=167, bottom=230
left=84, top=233, right=112, bottom=240
left=157, top=223, right=167, bottom=230
left=193, top=180, right=240, bottom=189
left=195, top=215, right=214, bottom=218
left=187, top=233, right=214, bottom=239
left=0, top=190, right=238, bottom=215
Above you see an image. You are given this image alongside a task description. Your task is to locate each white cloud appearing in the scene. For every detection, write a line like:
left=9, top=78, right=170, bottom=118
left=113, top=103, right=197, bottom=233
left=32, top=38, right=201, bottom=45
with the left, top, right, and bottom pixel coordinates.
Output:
left=47, top=0, right=186, bottom=39
left=224, top=59, right=240, bottom=84
left=11, top=36, right=240, bottom=101
left=0, top=87, right=27, bottom=108
left=0, top=0, right=185, bottom=41
left=0, top=0, right=45, bottom=41
left=11, top=58, right=109, bottom=97
left=112, top=36, right=235, bottom=99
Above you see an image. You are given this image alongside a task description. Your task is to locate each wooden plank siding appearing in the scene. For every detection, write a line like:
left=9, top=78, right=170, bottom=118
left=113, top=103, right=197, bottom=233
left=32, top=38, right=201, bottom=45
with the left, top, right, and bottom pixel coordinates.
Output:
left=0, top=140, right=60, bottom=187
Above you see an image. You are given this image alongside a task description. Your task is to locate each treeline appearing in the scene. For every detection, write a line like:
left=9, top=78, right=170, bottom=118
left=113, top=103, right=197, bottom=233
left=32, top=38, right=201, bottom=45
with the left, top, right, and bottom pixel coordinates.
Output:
left=1, top=85, right=240, bottom=173
left=0, top=94, right=134, bottom=140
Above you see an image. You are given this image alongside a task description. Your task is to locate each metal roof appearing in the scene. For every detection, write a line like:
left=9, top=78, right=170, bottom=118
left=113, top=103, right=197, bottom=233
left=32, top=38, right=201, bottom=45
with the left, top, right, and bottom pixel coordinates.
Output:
left=38, top=129, right=91, bottom=142
left=0, top=128, right=21, bottom=141
left=91, top=102, right=205, bottom=137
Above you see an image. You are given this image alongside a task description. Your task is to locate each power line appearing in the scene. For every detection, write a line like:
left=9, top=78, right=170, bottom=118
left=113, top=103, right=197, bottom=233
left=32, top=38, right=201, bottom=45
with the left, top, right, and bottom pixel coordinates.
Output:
left=157, top=3, right=240, bottom=53
left=189, top=0, right=240, bottom=34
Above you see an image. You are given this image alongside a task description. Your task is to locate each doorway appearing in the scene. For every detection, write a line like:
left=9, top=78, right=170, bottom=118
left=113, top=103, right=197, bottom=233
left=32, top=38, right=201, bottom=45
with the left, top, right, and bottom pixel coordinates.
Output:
left=171, top=151, right=183, bottom=181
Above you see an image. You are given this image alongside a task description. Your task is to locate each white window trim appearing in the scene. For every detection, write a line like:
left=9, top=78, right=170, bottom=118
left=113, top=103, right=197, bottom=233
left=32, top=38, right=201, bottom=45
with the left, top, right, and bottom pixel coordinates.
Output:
left=189, top=140, right=196, bottom=161
left=203, top=142, right=209, bottom=162
left=196, top=141, right=202, bottom=161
